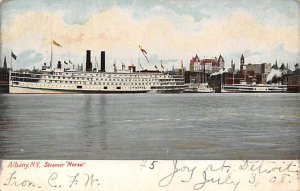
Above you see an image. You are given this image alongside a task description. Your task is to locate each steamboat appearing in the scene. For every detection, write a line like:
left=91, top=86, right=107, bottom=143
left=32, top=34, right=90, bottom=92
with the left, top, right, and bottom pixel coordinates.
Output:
left=9, top=50, right=185, bottom=94
left=222, top=82, right=287, bottom=93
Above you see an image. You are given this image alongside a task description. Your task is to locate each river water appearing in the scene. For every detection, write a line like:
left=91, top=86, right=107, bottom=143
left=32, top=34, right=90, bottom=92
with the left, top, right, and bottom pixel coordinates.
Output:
left=0, top=93, right=299, bottom=159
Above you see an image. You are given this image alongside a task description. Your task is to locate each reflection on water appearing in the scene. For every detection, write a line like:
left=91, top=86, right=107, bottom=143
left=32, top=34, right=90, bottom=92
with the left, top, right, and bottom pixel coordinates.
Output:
left=80, top=95, right=108, bottom=150
left=0, top=93, right=299, bottom=159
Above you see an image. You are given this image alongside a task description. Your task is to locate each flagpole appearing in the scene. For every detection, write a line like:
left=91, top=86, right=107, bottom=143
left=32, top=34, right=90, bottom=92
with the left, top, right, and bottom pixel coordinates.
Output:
left=10, top=50, right=12, bottom=71
left=50, top=42, right=53, bottom=68
left=138, top=47, right=140, bottom=73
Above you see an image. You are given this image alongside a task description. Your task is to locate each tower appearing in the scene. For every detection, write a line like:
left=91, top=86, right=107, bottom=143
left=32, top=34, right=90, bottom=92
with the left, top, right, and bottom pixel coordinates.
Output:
left=240, top=54, right=244, bottom=71
left=231, top=59, right=235, bottom=71
left=218, top=54, right=224, bottom=69
left=3, top=56, right=7, bottom=69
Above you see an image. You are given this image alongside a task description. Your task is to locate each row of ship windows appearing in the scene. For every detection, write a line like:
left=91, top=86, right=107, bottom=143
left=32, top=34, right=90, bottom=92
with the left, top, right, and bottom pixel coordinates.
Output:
left=23, top=83, right=148, bottom=89
left=14, top=72, right=175, bottom=79
left=60, top=73, right=171, bottom=78
left=160, top=82, right=182, bottom=85
left=46, top=76, right=162, bottom=81
left=46, top=80, right=158, bottom=86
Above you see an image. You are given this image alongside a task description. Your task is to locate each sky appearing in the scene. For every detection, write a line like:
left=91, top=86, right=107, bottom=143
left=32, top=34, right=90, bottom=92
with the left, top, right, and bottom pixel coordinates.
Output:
left=0, top=0, right=299, bottom=71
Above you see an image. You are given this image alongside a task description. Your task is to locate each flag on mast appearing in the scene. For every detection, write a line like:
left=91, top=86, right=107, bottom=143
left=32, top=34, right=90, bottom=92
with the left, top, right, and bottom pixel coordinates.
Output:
left=139, top=45, right=150, bottom=64
left=11, top=51, right=17, bottom=60
left=52, top=40, right=62, bottom=47
left=139, top=45, right=147, bottom=54
left=161, top=59, right=164, bottom=69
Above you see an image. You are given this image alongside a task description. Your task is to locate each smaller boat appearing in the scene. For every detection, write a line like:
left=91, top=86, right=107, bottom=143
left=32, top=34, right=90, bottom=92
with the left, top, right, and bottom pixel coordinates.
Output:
left=222, top=82, right=287, bottom=93
left=183, top=83, right=214, bottom=93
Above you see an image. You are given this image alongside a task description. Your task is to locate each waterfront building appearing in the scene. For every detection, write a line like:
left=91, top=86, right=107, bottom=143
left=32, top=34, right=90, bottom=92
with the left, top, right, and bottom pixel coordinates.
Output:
left=225, top=54, right=274, bottom=85
left=287, top=64, right=300, bottom=93
left=0, top=57, right=10, bottom=93
left=240, top=54, right=245, bottom=72
left=188, top=54, right=224, bottom=83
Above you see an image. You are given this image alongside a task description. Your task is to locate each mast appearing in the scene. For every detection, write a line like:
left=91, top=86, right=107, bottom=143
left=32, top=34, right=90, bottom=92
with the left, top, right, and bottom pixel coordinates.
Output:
left=180, top=60, right=183, bottom=76
left=50, top=42, right=53, bottom=68
left=203, top=55, right=206, bottom=83
left=138, top=47, right=140, bottom=72
left=10, top=50, right=12, bottom=71
left=203, top=59, right=206, bottom=83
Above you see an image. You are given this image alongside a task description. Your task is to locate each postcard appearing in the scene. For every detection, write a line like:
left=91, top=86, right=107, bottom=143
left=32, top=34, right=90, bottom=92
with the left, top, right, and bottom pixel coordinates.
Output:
left=0, top=0, right=299, bottom=190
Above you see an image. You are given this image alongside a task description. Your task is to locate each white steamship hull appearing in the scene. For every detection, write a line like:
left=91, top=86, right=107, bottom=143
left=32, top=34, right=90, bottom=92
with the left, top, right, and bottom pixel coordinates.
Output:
left=9, top=86, right=152, bottom=94
left=9, top=50, right=185, bottom=94
left=9, top=71, right=185, bottom=94
left=222, top=84, right=287, bottom=93
left=9, top=86, right=67, bottom=94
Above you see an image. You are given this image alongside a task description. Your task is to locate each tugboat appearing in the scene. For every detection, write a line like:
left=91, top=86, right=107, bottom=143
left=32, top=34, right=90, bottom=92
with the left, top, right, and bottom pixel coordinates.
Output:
left=183, top=83, right=214, bottom=93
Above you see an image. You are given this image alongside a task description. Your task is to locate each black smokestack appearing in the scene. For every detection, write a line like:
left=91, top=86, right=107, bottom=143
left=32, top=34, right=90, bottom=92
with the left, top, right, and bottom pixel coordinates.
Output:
left=101, top=51, right=105, bottom=72
left=57, top=61, right=61, bottom=69
left=86, top=50, right=92, bottom=71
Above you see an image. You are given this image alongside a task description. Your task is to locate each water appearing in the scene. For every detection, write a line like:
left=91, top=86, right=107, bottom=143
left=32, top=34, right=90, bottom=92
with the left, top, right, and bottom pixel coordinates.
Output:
left=0, top=93, right=299, bottom=159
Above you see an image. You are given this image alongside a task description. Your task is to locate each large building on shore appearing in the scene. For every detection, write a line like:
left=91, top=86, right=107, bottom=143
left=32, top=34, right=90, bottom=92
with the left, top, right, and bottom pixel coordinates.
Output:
left=225, top=54, right=273, bottom=84
left=187, top=54, right=224, bottom=83
left=0, top=57, right=10, bottom=93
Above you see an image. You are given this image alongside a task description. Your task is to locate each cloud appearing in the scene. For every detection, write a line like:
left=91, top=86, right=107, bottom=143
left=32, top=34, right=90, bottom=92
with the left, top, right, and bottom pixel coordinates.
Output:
left=199, top=11, right=299, bottom=52
left=269, top=44, right=300, bottom=67
left=13, top=49, right=43, bottom=69
left=244, top=50, right=261, bottom=57
left=1, top=3, right=299, bottom=71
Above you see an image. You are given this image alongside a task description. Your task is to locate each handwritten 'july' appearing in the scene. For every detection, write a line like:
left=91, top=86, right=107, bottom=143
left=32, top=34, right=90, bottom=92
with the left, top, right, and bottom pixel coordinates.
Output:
left=159, top=160, right=240, bottom=191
